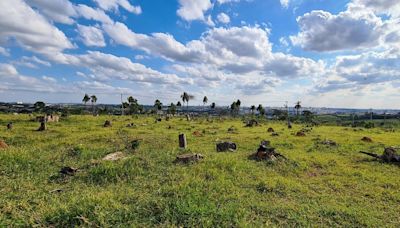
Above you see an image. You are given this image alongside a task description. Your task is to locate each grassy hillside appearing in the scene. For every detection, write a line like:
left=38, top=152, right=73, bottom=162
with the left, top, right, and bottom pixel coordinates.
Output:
left=0, top=114, right=399, bottom=227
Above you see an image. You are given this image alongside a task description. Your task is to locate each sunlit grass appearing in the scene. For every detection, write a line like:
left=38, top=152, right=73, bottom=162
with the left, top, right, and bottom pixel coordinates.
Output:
left=0, top=114, right=399, bottom=226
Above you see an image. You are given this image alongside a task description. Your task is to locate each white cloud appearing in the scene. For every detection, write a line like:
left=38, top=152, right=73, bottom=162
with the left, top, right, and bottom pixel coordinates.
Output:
left=217, top=13, right=230, bottom=24
left=77, top=24, right=106, bottom=47
left=177, top=0, right=213, bottom=22
left=74, top=4, right=114, bottom=24
left=0, top=0, right=73, bottom=56
left=0, top=47, right=10, bottom=56
left=280, top=0, right=289, bottom=8
left=93, top=0, right=142, bottom=14
left=26, top=0, right=77, bottom=24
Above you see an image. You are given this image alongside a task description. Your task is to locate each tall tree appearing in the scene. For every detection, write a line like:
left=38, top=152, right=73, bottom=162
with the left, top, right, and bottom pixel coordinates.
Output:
left=90, top=95, right=97, bottom=115
left=154, top=99, right=162, bottom=111
left=257, top=104, right=264, bottom=115
left=181, top=92, right=194, bottom=112
left=203, top=96, right=208, bottom=106
left=34, top=101, right=45, bottom=113
left=250, top=105, right=256, bottom=115
left=211, top=102, right=216, bottom=109
left=168, top=103, right=177, bottom=115
left=294, top=101, right=302, bottom=116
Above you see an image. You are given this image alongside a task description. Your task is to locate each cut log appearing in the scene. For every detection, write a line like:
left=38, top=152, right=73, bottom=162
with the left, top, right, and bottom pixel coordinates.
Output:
left=179, top=134, right=187, bottom=149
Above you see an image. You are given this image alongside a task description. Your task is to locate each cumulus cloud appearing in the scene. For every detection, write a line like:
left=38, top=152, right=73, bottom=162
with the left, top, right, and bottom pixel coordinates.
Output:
left=26, top=0, right=77, bottom=24
left=217, top=13, right=230, bottom=24
left=291, top=5, right=383, bottom=52
left=0, top=0, right=73, bottom=56
left=280, top=0, right=290, bottom=8
left=93, top=0, right=142, bottom=14
left=77, top=24, right=106, bottom=47
left=177, top=0, right=213, bottom=21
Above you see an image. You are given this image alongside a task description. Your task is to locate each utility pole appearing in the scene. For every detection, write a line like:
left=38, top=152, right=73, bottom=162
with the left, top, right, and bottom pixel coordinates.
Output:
left=121, top=93, right=124, bottom=116
left=285, top=101, right=291, bottom=128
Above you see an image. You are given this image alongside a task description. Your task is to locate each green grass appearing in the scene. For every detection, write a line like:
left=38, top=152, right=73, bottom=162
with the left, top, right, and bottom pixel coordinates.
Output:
left=1, top=114, right=400, bottom=227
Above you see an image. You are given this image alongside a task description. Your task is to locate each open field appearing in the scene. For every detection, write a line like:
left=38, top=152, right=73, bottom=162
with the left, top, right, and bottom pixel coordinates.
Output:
left=1, top=114, right=400, bottom=226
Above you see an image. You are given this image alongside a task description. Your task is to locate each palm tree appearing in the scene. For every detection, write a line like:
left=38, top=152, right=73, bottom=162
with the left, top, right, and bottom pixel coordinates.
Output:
left=203, top=96, right=208, bottom=106
left=82, top=94, right=90, bottom=111
left=90, top=95, right=97, bottom=115
left=181, top=92, right=194, bottom=112
left=257, top=104, right=265, bottom=115
left=250, top=105, right=256, bottom=115
left=294, top=101, right=302, bottom=116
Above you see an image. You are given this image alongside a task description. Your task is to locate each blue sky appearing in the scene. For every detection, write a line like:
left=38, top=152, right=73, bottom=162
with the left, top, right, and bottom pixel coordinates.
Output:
left=0, top=0, right=399, bottom=108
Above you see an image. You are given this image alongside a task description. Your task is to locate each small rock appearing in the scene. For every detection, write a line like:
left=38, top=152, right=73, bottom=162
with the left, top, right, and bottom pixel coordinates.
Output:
left=216, top=142, right=237, bottom=152
left=175, top=153, right=204, bottom=163
left=102, top=152, right=126, bottom=161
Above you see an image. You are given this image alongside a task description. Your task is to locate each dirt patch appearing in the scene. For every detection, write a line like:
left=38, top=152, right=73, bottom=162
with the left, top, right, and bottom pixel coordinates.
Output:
left=361, top=137, right=373, bottom=142
left=296, top=131, right=306, bottom=137
left=0, top=140, right=8, bottom=149
left=193, top=130, right=203, bottom=137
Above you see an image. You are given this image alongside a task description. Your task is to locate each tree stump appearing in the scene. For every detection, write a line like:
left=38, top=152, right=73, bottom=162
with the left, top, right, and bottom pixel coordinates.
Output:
left=7, top=122, right=13, bottom=130
left=104, top=120, right=112, bottom=127
left=175, top=153, right=204, bottom=164
left=216, top=142, right=237, bottom=152
left=267, top=127, right=274, bottom=133
left=37, top=122, right=46, bottom=131
left=0, top=140, right=8, bottom=149
left=179, top=134, right=187, bottom=149
left=186, top=114, right=191, bottom=121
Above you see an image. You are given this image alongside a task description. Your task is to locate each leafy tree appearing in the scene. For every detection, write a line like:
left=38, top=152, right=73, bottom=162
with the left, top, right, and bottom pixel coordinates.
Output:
left=154, top=99, right=163, bottom=111
left=34, top=101, right=45, bottom=113
left=302, top=110, right=314, bottom=122
left=177, top=101, right=182, bottom=107
left=211, top=102, right=216, bottom=109
left=127, top=96, right=142, bottom=114
left=82, top=94, right=90, bottom=105
left=250, top=105, right=256, bottom=114
left=256, top=104, right=265, bottom=116
left=168, top=103, right=177, bottom=115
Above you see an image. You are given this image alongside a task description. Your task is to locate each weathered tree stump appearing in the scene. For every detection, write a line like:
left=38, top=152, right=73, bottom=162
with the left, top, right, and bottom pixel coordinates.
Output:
left=251, top=140, right=287, bottom=161
left=179, top=134, right=187, bottom=149
left=216, top=142, right=237, bottom=152
left=245, top=119, right=259, bottom=127
left=37, top=122, right=46, bottom=131
left=296, top=131, right=306, bottom=136
left=104, top=120, right=112, bottom=127
left=271, top=132, right=279, bottom=137
left=360, top=147, right=400, bottom=163
left=320, top=139, right=337, bottom=146
left=175, top=153, right=204, bottom=164
left=186, top=114, right=191, bottom=121
left=267, top=127, right=274, bottom=133
left=7, top=122, right=13, bottom=130
left=60, top=166, right=78, bottom=175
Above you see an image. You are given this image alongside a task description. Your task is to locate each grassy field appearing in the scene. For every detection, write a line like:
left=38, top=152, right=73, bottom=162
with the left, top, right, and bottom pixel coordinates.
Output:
left=0, top=114, right=399, bottom=227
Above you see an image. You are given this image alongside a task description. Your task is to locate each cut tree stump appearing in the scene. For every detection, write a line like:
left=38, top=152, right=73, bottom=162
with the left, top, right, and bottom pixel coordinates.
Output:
left=250, top=140, right=287, bottom=161
left=175, top=153, right=204, bottom=164
left=7, top=122, right=13, bottom=130
left=216, top=142, right=237, bottom=152
left=60, top=166, right=78, bottom=175
left=37, top=122, right=46, bottom=131
left=361, top=137, right=373, bottom=142
left=179, top=134, right=187, bottom=149
left=360, top=147, right=400, bottom=163
left=104, top=120, right=112, bottom=127
left=267, top=127, right=274, bottom=133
